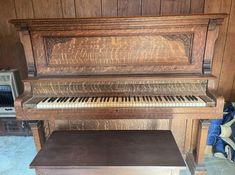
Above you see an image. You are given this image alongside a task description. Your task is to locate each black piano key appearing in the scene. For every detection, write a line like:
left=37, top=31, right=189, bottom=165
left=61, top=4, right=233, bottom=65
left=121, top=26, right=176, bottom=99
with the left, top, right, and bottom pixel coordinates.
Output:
left=176, top=96, right=181, bottom=101
left=146, top=96, right=149, bottom=101
left=176, top=96, right=182, bottom=101
left=48, top=97, right=54, bottom=102
left=170, top=96, right=175, bottom=101
left=64, top=97, right=69, bottom=102
left=85, top=97, right=89, bottom=102
left=81, top=97, right=86, bottom=102
left=100, top=97, right=103, bottom=102
left=69, top=97, right=74, bottom=102
left=164, top=96, right=168, bottom=101
left=167, top=96, right=171, bottom=101
left=137, top=96, right=140, bottom=101
left=189, top=96, right=195, bottom=101
left=179, top=96, right=185, bottom=101
left=190, top=95, right=196, bottom=101
left=59, top=97, right=64, bottom=102
left=149, top=96, right=153, bottom=101
left=52, top=97, right=58, bottom=102
left=56, top=97, right=62, bottom=102
left=143, top=96, right=145, bottom=101
left=73, top=97, right=78, bottom=102
left=158, top=96, right=162, bottom=101
left=94, top=97, right=98, bottom=102
left=91, top=97, right=95, bottom=102
left=60, top=97, right=65, bottom=102
left=112, top=97, right=115, bottom=102
left=42, top=97, right=49, bottom=102
left=185, top=96, right=191, bottom=101
left=107, top=97, right=110, bottom=102
left=122, top=97, right=124, bottom=102
left=154, top=96, right=158, bottom=101
left=192, top=95, right=198, bottom=101
left=58, top=97, right=63, bottom=102
left=134, top=96, right=136, bottom=102
left=116, top=97, right=118, bottom=102
left=78, top=97, right=83, bottom=102
left=125, top=97, right=127, bottom=102
left=128, top=96, right=131, bottom=102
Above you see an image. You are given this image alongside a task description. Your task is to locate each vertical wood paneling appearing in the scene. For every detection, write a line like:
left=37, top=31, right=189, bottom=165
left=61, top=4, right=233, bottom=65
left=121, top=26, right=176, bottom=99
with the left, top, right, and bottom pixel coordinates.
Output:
left=75, top=0, right=102, bottom=17
left=218, top=0, right=235, bottom=100
left=32, top=0, right=62, bottom=18
left=14, top=0, right=34, bottom=19
left=190, top=0, right=205, bottom=13
left=61, top=0, right=76, bottom=18
left=142, top=0, right=161, bottom=16
left=0, top=0, right=16, bottom=36
left=102, top=0, right=117, bottom=17
left=230, top=75, right=235, bottom=101
left=161, top=0, right=191, bottom=15
left=118, top=0, right=142, bottom=16
left=204, top=0, right=233, bottom=101
left=0, top=0, right=27, bottom=79
left=204, top=0, right=222, bottom=12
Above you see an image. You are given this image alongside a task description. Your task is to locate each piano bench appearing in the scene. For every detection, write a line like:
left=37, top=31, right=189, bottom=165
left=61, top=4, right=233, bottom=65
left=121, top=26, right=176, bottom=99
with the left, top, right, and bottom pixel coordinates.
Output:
left=30, top=130, right=186, bottom=175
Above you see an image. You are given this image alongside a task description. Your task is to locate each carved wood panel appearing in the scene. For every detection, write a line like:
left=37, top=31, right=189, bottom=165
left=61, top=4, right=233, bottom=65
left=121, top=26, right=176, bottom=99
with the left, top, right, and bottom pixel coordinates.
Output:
left=30, top=25, right=208, bottom=76
left=44, top=34, right=192, bottom=66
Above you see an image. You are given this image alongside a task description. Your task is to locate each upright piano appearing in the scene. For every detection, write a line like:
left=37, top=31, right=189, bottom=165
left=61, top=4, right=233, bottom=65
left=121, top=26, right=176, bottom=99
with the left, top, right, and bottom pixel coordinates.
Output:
left=10, top=14, right=226, bottom=175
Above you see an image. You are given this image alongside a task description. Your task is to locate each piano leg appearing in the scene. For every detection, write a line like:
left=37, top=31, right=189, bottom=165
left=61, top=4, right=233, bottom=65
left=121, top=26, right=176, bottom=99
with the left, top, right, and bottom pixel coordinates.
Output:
left=186, top=120, right=210, bottom=175
left=29, top=121, right=45, bottom=152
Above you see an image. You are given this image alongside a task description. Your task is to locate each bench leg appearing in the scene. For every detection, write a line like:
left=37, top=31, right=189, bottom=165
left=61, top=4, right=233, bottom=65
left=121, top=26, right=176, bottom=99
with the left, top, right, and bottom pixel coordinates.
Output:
left=186, top=120, right=210, bottom=175
left=30, top=121, right=45, bottom=152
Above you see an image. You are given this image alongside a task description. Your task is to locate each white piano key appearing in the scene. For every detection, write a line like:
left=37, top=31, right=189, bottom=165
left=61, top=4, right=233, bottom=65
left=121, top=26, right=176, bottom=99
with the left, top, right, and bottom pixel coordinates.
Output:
left=36, top=95, right=209, bottom=109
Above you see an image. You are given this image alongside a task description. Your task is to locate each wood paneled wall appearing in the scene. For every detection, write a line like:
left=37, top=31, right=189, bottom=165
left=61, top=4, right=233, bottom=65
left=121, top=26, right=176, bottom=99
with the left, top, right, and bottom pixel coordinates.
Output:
left=0, top=0, right=235, bottom=101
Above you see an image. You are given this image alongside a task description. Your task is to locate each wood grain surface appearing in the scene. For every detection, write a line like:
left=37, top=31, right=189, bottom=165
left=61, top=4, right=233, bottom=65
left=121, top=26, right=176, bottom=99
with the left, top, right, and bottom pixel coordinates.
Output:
left=30, top=130, right=185, bottom=167
left=10, top=15, right=226, bottom=76
left=2, top=0, right=235, bottom=101
left=75, top=0, right=102, bottom=17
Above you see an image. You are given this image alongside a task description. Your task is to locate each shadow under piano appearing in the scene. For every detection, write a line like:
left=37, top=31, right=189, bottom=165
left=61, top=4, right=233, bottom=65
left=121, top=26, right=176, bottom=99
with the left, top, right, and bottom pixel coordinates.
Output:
left=10, top=14, right=226, bottom=175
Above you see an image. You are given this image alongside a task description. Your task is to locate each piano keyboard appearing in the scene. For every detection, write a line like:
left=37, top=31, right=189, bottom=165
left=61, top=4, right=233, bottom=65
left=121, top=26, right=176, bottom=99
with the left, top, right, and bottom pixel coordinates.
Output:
left=36, top=95, right=207, bottom=109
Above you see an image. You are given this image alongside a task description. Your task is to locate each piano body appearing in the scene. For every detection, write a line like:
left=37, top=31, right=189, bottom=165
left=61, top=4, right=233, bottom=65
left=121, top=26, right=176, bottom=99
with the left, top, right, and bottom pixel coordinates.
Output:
left=10, top=14, right=226, bottom=175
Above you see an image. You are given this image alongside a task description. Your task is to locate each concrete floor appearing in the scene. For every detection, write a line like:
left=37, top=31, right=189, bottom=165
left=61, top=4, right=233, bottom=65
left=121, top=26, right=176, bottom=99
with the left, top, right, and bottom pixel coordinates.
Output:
left=0, top=136, right=36, bottom=175
left=0, top=136, right=235, bottom=175
left=180, top=155, right=235, bottom=175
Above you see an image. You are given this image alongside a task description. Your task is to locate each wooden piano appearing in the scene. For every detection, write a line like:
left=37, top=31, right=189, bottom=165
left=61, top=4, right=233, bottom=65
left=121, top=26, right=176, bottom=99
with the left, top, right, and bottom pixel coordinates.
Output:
left=10, top=14, right=226, bottom=175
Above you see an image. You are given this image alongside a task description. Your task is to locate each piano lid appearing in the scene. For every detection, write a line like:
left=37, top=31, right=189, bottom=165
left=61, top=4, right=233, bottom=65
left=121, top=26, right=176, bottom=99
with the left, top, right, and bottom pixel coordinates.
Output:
left=10, top=14, right=226, bottom=77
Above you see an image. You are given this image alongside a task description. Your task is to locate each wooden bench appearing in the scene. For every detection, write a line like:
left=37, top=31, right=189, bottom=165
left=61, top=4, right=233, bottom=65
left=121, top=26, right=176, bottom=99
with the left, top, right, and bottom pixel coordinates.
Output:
left=30, top=130, right=186, bottom=175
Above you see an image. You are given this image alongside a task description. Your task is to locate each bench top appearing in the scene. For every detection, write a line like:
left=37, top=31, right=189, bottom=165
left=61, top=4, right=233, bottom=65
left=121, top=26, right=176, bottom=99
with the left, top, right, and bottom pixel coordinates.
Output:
left=30, top=130, right=186, bottom=168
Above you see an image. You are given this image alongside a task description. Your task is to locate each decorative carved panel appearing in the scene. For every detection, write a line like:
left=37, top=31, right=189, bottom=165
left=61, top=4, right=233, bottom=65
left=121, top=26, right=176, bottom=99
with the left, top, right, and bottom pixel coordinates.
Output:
left=44, top=34, right=193, bottom=67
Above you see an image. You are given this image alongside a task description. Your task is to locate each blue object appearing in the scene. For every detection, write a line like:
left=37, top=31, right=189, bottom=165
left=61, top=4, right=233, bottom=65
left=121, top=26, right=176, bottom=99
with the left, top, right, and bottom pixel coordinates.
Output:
left=208, top=102, right=235, bottom=145
left=213, top=137, right=227, bottom=159
left=208, top=102, right=235, bottom=160
left=208, top=119, right=223, bottom=145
